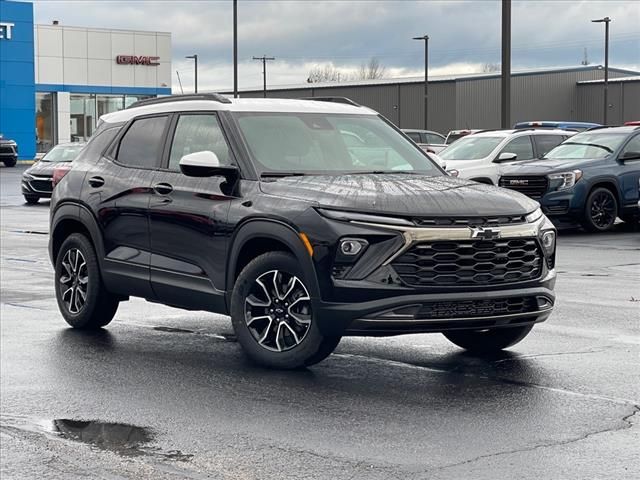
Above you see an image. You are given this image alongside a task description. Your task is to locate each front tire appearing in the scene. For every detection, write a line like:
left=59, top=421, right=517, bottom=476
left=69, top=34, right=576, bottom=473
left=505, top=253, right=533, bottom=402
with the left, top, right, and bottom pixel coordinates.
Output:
left=231, top=252, right=340, bottom=369
left=3, top=157, right=17, bottom=167
left=24, top=195, right=39, bottom=204
left=443, top=325, right=533, bottom=353
left=55, top=233, right=119, bottom=329
left=582, top=187, right=618, bottom=232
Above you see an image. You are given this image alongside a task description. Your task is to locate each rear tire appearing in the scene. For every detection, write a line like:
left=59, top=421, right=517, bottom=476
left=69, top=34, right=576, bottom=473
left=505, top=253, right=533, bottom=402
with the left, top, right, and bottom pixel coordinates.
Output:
left=24, top=195, right=39, bottom=204
left=443, top=325, right=533, bottom=353
left=231, top=251, right=340, bottom=369
left=581, top=187, right=618, bottom=232
left=55, top=233, right=119, bottom=329
left=3, top=157, right=17, bottom=167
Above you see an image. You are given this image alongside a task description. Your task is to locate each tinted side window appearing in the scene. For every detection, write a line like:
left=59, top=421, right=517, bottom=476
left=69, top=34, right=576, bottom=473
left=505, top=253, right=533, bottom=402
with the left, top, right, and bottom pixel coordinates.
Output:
left=117, top=116, right=168, bottom=168
left=406, top=132, right=421, bottom=143
left=620, top=134, right=640, bottom=157
left=168, top=114, right=232, bottom=171
left=534, top=135, right=566, bottom=158
left=75, top=126, right=121, bottom=164
left=501, top=135, right=534, bottom=160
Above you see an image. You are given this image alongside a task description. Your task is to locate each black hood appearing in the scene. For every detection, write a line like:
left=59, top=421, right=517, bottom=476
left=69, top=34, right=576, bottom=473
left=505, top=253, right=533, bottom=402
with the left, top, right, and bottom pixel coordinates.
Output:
left=501, top=157, right=598, bottom=175
left=259, top=174, right=539, bottom=217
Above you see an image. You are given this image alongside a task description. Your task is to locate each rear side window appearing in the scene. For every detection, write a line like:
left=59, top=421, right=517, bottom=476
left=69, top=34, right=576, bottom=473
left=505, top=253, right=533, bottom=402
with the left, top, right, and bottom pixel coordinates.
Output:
left=74, top=126, right=121, bottom=164
left=424, top=133, right=444, bottom=144
left=534, top=135, right=566, bottom=158
left=168, top=114, right=232, bottom=171
left=406, top=132, right=421, bottom=143
left=117, top=116, right=168, bottom=168
left=501, top=135, right=534, bottom=161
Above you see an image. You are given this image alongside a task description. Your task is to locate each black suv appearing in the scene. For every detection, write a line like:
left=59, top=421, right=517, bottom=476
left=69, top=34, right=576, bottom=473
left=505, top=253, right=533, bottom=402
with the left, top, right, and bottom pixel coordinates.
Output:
left=0, top=134, right=18, bottom=167
left=49, top=94, right=557, bottom=369
left=499, top=126, right=640, bottom=231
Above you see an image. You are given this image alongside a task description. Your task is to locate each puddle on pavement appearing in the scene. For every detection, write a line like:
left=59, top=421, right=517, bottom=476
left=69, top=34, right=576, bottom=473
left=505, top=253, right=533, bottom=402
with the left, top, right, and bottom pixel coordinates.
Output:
left=49, top=419, right=194, bottom=461
left=10, top=229, right=49, bottom=235
left=52, top=419, right=152, bottom=456
left=153, top=326, right=195, bottom=334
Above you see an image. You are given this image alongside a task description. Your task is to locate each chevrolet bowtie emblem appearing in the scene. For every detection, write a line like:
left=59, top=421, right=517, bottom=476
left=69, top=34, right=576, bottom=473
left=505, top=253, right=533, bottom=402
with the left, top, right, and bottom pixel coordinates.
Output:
left=469, top=226, right=501, bottom=240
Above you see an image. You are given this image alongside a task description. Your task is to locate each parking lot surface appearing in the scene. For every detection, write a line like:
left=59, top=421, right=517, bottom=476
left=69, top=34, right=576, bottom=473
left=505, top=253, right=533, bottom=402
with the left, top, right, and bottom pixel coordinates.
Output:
left=1, top=164, right=639, bottom=479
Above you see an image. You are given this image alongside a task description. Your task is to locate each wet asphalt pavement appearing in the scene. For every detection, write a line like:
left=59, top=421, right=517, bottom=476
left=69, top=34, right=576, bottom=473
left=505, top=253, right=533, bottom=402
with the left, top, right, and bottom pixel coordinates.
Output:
left=1, top=164, right=639, bottom=479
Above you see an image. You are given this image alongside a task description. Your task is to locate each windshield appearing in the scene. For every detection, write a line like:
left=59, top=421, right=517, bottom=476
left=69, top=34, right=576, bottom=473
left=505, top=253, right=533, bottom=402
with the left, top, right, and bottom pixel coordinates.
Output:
left=439, top=136, right=503, bottom=160
left=544, top=132, right=627, bottom=160
left=42, top=144, right=84, bottom=162
left=233, top=113, right=441, bottom=176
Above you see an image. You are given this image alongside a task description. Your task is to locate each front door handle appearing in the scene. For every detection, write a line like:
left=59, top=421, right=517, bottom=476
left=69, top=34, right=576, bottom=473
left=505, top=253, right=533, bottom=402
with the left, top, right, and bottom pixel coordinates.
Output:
left=88, top=176, right=104, bottom=188
left=153, top=183, right=174, bottom=195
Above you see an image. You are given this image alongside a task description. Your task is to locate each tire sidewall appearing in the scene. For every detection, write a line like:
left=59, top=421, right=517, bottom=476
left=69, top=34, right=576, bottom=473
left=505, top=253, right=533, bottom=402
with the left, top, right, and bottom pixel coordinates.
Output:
left=55, top=234, right=100, bottom=328
left=230, top=252, right=327, bottom=369
left=584, top=187, right=618, bottom=232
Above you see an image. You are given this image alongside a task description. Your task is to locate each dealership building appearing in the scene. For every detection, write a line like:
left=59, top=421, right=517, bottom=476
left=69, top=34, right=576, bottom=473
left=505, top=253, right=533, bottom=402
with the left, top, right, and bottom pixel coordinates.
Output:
left=0, top=0, right=171, bottom=159
left=230, top=65, right=640, bottom=135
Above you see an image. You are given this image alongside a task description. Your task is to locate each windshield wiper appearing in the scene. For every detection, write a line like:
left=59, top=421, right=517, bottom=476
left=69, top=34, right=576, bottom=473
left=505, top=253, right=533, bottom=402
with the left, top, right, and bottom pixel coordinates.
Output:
left=260, top=171, right=308, bottom=178
left=561, top=141, right=613, bottom=153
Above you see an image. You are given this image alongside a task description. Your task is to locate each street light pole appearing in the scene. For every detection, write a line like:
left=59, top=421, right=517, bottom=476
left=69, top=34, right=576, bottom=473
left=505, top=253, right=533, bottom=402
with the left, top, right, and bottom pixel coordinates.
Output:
left=592, top=17, right=611, bottom=125
left=501, top=0, right=511, bottom=129
left=253, top=55, right=275, bottom=98
left=412, top=35, right=429, bottom=130
left=185, top=54, right=198, bottom=93
left=233, top=0, right=238, bottom=98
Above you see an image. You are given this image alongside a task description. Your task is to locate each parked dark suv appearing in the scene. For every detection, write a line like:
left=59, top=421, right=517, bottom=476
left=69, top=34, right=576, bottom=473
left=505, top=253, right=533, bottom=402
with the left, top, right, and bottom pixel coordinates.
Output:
left=0, top=134, right=18, bottom=167
left=49, top=94, right=557, bottom=369
left=499, top=126, right=640, bottom=231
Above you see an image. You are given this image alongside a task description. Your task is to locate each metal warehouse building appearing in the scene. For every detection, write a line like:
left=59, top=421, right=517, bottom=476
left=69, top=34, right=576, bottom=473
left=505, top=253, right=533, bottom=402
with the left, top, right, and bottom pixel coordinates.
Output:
left=228, top=66, right=640, bottom=134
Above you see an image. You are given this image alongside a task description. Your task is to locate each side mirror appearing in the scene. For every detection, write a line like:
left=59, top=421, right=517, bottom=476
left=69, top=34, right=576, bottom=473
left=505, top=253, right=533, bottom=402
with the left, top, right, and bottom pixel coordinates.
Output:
left=179, top=151, right=238, bottom=179
left=621, top=151, right=640, bottom=161
left=494, top=152, right=518, bottom=163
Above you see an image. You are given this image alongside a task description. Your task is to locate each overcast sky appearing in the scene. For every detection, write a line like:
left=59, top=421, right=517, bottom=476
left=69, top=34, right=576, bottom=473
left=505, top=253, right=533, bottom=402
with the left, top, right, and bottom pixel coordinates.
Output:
left=32, top=0, right=640, bottom=92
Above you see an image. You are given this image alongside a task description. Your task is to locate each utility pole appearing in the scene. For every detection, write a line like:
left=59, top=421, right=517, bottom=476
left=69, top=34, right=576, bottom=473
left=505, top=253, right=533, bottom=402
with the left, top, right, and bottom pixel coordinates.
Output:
left=253, top=55, right=275, bottom=98
left=185, top=54, right=198, bottom=93
left=412, top=35, right=429, bottom=130
left=501, top=0, right=511, bottom=129
left=233, top=0, right=238, bottom=98
left=592, top=17, right=611, bottom=124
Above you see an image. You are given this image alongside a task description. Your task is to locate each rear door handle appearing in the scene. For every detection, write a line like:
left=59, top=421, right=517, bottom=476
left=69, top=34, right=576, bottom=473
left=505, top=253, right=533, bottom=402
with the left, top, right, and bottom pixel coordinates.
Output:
left=88, top=176, right=104, bottom=188
left=153, top=183, right=174, bottom=195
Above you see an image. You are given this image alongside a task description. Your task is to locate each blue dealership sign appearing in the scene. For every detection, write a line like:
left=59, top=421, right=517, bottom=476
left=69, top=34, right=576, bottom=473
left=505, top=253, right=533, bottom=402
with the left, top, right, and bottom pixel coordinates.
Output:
left=0, top=0, right=35, bottom=160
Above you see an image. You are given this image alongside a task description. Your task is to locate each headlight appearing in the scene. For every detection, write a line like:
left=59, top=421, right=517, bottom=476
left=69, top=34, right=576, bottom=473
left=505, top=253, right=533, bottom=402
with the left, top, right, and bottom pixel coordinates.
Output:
left=539, top=229, right=556, bottom=269
left=317, top=208, right=414, bottom=227
left=525, top=208, right=543, bottom=223
left=548, top=170, right=582, bottom=191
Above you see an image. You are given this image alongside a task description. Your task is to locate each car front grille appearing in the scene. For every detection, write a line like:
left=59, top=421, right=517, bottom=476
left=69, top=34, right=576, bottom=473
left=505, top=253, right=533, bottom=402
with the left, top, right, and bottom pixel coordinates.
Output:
left=413, top=215, right=527, bottom=227
left=391, top=239, right=543, bottom=287
left=499, top=176, right=549, bottom=200
left=416, top=296, right=539, bottom=319
left=0, top=146, right=16, bottom=155
left=29, top=179, right=53, bottom=193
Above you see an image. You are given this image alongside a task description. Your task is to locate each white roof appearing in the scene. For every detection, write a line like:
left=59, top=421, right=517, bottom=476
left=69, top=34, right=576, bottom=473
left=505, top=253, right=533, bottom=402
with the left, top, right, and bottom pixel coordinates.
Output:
left=469, top=129, right=574, bottom=138
left=101, top=97, right=377, bottom=124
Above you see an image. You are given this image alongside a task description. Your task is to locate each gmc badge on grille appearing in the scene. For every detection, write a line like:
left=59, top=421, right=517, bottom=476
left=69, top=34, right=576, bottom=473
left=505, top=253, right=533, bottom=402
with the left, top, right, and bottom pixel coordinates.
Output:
left=510, top=179, right=529, bottom=185
left=469, top=227, right=501, bottom=240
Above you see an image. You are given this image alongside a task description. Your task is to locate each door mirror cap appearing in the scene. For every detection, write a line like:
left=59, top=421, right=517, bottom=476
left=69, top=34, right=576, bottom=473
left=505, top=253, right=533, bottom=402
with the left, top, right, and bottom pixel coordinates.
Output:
left=494, top=152, right=518, bottom=163
left=621, top=151, right=640, bottom=161
left=179, top=151, right=238, bottom=179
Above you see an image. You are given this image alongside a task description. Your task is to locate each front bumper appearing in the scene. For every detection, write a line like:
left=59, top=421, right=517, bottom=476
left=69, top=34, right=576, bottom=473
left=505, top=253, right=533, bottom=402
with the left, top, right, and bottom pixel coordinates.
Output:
left=22, top=175, right=53, bottom=197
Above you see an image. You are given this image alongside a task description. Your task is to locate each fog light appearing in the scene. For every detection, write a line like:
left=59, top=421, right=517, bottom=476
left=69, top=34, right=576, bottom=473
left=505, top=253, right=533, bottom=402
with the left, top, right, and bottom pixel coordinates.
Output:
left=540, top=230, right=556, bottom=256
left=339, top=238, right=367, bottom=256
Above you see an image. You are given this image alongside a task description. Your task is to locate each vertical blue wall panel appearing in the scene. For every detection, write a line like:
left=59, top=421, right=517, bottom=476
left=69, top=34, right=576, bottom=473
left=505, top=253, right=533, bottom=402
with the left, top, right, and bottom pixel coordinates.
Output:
left=0, top=0, right=35, bottom=159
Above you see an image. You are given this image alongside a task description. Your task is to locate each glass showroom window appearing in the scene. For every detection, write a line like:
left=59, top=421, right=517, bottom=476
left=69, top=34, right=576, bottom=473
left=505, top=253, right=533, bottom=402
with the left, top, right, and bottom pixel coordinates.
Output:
left=35, top=93, right=56, bottom=153
left=70, top=94, right=97, bottom=142
left=97, top=95, right=125, bottom=118
left=124, top=95, right=153, bottom=108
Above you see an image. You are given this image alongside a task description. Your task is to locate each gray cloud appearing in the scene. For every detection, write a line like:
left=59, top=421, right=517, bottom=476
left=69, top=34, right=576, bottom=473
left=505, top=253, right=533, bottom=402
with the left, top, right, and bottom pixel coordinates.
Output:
left=33, top=0, right=640, bottom=90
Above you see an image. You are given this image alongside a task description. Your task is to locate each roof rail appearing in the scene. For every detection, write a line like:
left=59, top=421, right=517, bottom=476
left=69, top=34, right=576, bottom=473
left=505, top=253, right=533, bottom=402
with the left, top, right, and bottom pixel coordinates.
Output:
left=299, top=96, right=361, bottom=107
left=127, top=93, right=232, bottom=109
left=585, top=125, right=617, bottom=131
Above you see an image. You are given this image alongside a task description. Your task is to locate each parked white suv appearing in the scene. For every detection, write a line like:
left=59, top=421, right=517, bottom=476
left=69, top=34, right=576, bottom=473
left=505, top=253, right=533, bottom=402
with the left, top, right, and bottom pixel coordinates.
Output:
left=439, top=129, right=574, bottom=185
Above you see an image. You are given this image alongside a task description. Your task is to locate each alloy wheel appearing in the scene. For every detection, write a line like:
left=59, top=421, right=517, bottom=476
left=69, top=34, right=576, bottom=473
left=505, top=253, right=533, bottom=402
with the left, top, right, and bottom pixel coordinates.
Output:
left=244, top=270, right=312, bottom=352
left=59, top=248, right=88, bottom=314
left=590, top=191, right=616, bottom=229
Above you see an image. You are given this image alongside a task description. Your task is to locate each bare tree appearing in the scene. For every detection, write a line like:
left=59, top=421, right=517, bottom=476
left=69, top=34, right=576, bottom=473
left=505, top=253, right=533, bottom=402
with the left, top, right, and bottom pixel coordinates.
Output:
left=356, top=57, right=386, bottom=80
left=307, top=64, right=343, bottom=83
left=481, top=63, right=500, bottom=73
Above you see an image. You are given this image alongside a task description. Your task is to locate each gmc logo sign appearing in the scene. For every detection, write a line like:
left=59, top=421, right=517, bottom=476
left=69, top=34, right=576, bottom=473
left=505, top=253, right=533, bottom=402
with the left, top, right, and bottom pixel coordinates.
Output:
left=509, top=179, right=529, bottom=185
left=116, top=55, right=160, bottom=66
